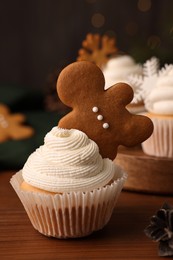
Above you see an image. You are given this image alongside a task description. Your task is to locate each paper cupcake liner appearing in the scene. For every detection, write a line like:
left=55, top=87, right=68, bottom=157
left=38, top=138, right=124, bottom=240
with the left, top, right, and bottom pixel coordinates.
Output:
left=142, top=116, right=173, bottom=158
left=10, top=168, right=126, bottom=239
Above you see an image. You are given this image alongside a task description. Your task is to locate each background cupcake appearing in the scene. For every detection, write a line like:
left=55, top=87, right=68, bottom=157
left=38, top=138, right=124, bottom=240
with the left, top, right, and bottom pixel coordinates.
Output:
left=142, top=64, right=173, bottom=158
left=102, top=55, right=142, bottom=90
left=102, top=55, right=144, bottom=113
left=130, top=57, right=173, bottom=158
left=11, top=127, right=126, bottom=239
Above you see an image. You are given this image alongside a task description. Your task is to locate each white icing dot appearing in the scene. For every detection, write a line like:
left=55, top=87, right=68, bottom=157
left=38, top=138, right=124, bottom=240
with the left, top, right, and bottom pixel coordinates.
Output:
left=92, top=106, right=98, bottom=113
left=97, top=115, right=103, bottom=120
left=103, top=123, right=109, bottom=129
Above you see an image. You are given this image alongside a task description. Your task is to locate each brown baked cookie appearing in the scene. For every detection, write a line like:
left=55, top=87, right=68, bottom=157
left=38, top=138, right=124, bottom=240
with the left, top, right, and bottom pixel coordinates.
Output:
left=77, top=33, right=118, bottom=68
left=57, top=61, right=153, bottom=160
left=0, top=103, right=34, bottom=142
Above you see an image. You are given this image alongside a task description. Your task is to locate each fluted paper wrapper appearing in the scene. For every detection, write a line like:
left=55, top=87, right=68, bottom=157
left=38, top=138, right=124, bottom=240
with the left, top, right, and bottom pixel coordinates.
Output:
left=10, top=169, right=126, bottom=239
left=142, top=117, right=173, bottom=158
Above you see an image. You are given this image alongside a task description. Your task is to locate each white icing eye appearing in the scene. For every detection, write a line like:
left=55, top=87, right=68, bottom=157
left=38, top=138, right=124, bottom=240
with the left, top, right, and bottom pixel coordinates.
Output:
left=97, top=115, right=103, bottom=120
left=92, top=106, right=98, bottom=113
left=103, top=123, right=109, bottom=129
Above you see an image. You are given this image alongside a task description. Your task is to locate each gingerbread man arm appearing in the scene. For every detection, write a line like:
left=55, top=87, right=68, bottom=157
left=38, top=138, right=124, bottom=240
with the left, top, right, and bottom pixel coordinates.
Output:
left=57, top=61, right=153, bottom=159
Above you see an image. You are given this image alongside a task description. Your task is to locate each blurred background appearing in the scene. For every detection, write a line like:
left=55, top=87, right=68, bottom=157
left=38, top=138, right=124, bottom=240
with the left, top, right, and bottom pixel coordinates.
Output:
left=0, top=0, right=173, bottom=169
left=0, top=0, right=173, bottom=90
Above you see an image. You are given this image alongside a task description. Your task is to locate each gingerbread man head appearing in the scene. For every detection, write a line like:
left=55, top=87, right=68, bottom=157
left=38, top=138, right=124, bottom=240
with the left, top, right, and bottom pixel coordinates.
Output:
left=57, top=61, right=153, bottom=160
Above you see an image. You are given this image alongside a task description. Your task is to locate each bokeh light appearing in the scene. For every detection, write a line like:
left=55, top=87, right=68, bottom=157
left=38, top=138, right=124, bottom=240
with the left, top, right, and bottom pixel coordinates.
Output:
left=91, top=13, right=105, bottom=28
left=138, top=0, right=151, bottom=12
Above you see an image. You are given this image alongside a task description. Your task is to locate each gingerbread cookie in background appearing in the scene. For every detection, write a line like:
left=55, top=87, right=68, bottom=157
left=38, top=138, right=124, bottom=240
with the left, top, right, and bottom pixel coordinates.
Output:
left=77, top=33, right=145, bottom=114
left=0, top=103, right=34, bottom=142
left=57, top=61, right=153, bottom=160
left=77, top=33, right=118, bottom=69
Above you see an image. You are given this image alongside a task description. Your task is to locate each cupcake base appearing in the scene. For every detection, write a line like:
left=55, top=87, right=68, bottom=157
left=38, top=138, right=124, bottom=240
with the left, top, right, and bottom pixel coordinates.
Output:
left=115, top=146, right=173, bottom=195
left=10, top=169, right=126, bottom=239
left=142, top=114, right=173, bottom=158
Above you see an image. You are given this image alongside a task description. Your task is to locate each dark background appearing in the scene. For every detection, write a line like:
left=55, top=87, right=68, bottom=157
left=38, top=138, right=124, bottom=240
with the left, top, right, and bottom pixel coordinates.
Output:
left=0, top=0, right=173, bottom=90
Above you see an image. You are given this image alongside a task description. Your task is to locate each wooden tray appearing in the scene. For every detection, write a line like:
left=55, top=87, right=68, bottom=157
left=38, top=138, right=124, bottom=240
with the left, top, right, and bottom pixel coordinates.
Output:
left=114, top=146, right=173, bottom=195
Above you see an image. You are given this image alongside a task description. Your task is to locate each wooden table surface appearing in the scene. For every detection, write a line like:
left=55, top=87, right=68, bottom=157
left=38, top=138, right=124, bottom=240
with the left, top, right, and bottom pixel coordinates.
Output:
left=0, top=170, right=173, bottom=260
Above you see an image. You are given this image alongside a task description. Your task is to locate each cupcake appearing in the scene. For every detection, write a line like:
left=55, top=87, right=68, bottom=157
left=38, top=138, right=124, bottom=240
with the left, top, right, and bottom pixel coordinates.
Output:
left=141, top=64, right=173, bottom=158
left=10, top=127, right=126, bottom=238
left=10, top=60, right=153, bottom=238
left=102, top=55, right=142, bottom=89
left=130, top=57, right=173, bottom=158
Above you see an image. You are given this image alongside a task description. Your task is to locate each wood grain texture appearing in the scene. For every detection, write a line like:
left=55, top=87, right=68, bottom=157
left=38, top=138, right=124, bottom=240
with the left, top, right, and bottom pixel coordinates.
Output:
left=0, top=171, right=172, bottom=260
left=115, top=146, right=173, bottom=195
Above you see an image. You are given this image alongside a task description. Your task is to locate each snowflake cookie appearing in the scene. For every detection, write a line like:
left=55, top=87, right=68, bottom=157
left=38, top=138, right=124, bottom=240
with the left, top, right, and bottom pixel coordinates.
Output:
left=128, top=57, right=173, bottom=112
left=77, top=33, right=118, bottom=68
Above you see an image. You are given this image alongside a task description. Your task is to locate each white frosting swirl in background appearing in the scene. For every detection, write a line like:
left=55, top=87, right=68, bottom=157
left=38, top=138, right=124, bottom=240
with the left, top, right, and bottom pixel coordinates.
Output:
left=146, top=69, right=173, bottom=115
left=22, top=127, right=116, bottom=192
left=102, top=55, right=142, bottom=90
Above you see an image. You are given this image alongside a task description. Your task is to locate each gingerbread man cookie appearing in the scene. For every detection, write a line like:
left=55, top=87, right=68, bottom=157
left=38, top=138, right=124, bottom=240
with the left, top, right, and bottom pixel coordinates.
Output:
left=57, top=61, right=153, bottom=160
left=0, top=103, right=34, bottom=142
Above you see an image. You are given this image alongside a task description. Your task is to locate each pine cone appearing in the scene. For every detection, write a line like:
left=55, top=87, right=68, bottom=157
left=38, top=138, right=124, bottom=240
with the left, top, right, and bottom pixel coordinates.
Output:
left=144, top=203, right=173, bottom=256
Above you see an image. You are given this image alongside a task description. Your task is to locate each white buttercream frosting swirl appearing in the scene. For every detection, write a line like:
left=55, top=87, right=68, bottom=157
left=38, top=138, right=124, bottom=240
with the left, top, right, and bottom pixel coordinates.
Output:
left=146, top=67, right=173, bottom=114
left=22, top=127, right=116, bottom=192
left=102, top=55, right=142, bottom=90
